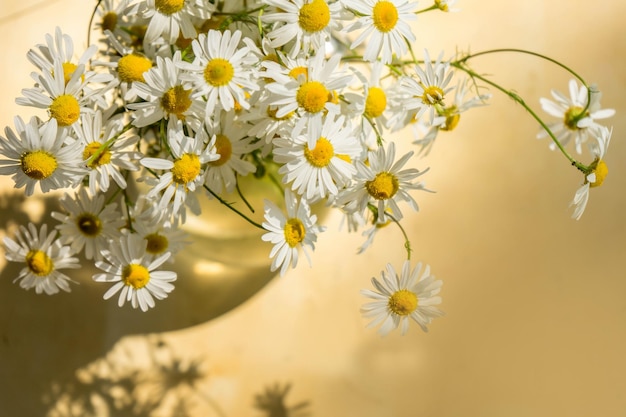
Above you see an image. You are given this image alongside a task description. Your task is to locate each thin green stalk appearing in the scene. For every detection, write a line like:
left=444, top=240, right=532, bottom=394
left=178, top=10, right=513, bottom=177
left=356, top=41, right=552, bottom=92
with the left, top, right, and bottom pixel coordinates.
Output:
left=203, top=184, right=265, bottom=229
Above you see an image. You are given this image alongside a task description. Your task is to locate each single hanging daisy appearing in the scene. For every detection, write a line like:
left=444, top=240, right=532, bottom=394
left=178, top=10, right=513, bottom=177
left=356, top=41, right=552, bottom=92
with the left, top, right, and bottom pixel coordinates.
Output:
left=263, top=0, right=343, bottom=57
left=262, top=189, right=324, bottom=276
left=341, top=0, right=418, bottom=64
left=570, top=125, right=611, bottom=220
left=538, top=79, right=615, bottom=154
left=338, top=142, right=430, bottom=222
left=74, top=110, right=140, bottom=195
left=93, top=232, right=177, bottom=312
left=127, top=51, right=205, bottom=132
left=0, top=117, right=83, bottom=196
left=361, top=260, right=444, bottom=335
left=273, top=113, right=360, bottom=200
left=177, top=29, right=259, bottom=116
left=51, top=188, right=126, bottom=261
left=3, top=223, right=80, bottom=295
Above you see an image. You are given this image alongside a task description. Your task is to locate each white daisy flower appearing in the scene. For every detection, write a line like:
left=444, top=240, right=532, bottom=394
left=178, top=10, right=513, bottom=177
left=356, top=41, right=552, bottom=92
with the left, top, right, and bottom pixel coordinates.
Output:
left=263, top=0, right=343, bottom=57
left=570, top=126, right=611, bottom=220
left=17, top=58, right=114, bottom=129
left=399, top=50, right=455, bottom=125
left=538, top=79, right=615, bottom=154
left=202, top=111, right=257, bottom=194
left=131, top=198, right=189, bottom=258
left=141, top=122, right=219, bottom=217
left=0, top=117, right=83, bottom=196
left=412, top=78, right=491, bottom=156
left=93, top=233, right=177, bottom=312
left=51, top=188, right=126, bottom=261
left=264, top=52, right=353, bottom=131
left=273, top=114, right=360, bottom=200
left=338, top=142, right=430, bottom=222
left=361, top=260, right=444, bottom=335
left=341, top=0, right=418, bottom=64
left=74, top=111, right=139, bottom=195
left=3, top=223, right=80, bottom=295
left=26, top=27, right=98, bottom=85
left=261, top=189, right=324, bottom=276
left=95, top=0, right=138, bottom=37
left=434, top=0, right=460, bottom=12
left=177, top=29, right=259, bottom=115
left=127, top=51, right=205, bottom=132
left=138, top=0, right=214, bottom=44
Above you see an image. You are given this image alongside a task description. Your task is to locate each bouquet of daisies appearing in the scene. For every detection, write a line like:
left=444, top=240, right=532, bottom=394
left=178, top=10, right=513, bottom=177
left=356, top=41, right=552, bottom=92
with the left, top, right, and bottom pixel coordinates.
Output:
left=0, top=0, right=614, bottom=335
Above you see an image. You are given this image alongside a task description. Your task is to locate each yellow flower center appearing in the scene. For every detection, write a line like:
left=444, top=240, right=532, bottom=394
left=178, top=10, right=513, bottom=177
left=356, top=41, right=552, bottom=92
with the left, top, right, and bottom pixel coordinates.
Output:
left=83, top=142, right=112, bottom=168
left=304, top=137, right=334, bottom=167
left=434, top=0, right=449, bottom=11
left=62, top=62, right=79, bottom=85
left=388, top=289, right=418, bottom=316
left=20, top=150, right=58, bottom=180
left=366, top=171, right=399, bottom=200
left=122, top=263, right=150, bottom=289
left=296, top=81, right=329, bottom=113
left=365, top=87, right=387, bottom=118
left=145, top=233, right=169, bottom=255
left=284, top=218, right=306, bottom=247
left=25, top=249, right=54, bottom=276
left=289, top=66, right=308, bottom=80
left=204, top=58, right=235, bottom=87
left=172, top=153, right=201, bottom=184
left=590, top=159, right=608, bottom=188
left=209, top=134, right=233, bottom=166
left=117, top=54, right=153, bottom=83
left=372, top=1, right=399, bottom=33
left=422, top=85, right=445, bottom=105
left=336, top=154, right=352, bottom=163
left=440, top=105, right=460, bottom=131
left=102, top=12, right=118, bottom=32
left=76, top=213, right=103, bottom=237
left=155, top=0, right=185, bottom=15
left=49, top=94, right=80, bottom=126
left=298, top=0, right=331, bottom=33
left=564, top=106, right=588, bottom=130
left=161, top=85, right=192, bottom=119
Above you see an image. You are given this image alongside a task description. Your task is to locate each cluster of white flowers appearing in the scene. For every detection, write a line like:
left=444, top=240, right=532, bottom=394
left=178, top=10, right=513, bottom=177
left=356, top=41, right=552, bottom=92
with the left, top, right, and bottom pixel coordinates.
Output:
left=0, top=0, right=614, bottom=334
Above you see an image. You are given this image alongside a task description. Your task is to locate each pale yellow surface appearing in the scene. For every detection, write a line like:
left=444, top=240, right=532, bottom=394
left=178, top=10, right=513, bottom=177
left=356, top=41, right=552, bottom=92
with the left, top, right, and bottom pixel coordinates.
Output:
left=1, top=1, right=626, bottom=416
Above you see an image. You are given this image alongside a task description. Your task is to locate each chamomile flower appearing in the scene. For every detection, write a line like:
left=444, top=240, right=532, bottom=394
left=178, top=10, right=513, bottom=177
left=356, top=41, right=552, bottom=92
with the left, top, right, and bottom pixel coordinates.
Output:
left=570, top=126, right=611, bottom=220
left=202, top=112, right=257, bottom=194
left=338, top=142, right=429, bottom=222
left=93, top=232, right=177, bottom=312
left=261, top=189, right=323, bottom=276
left=140, top=123, right=219, bottom=217
left=273, top=114, right=360, bottom=200
left=51, top=188, right=125, bottom=260
left=132, top=201, right=189, bottom=258
left=25, top=27, right=98, bottom=85
left=538, top=79, right=615, bottom=154
left=412, top=78, right=491, bottom=156
left=3, top=223, right=80, bottom=295
left=177, top=29, right=259, bottom=115
left=17, top=58, right=114, bottom=129
left=74, top=111, right=139, bottom=195
left=0, top=117, right=83, bottom=196
left=400, top=50, right=455, bottom=125
left=341, top=0, right=418, bottom=64
left=434, top=0, right=460, bottom=12
left=127, top=52, right=204, bottom=132
left=138, top=0, right=214, bottom=44
left=264, top=52, right=353, bottom=130
left=263, top=0, right=343, bottom=57
left=361, top=261, right=444, bottom=335
left=95, top=0, right=138, bottom=36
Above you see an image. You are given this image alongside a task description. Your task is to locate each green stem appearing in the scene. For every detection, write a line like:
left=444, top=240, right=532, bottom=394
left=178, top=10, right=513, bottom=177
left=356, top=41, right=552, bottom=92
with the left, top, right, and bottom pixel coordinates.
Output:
left=452, top=62, right=587, bottom=172
left=415, top=4, right=439, bottom=14
left=203, top=184, right=265, bottom=230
